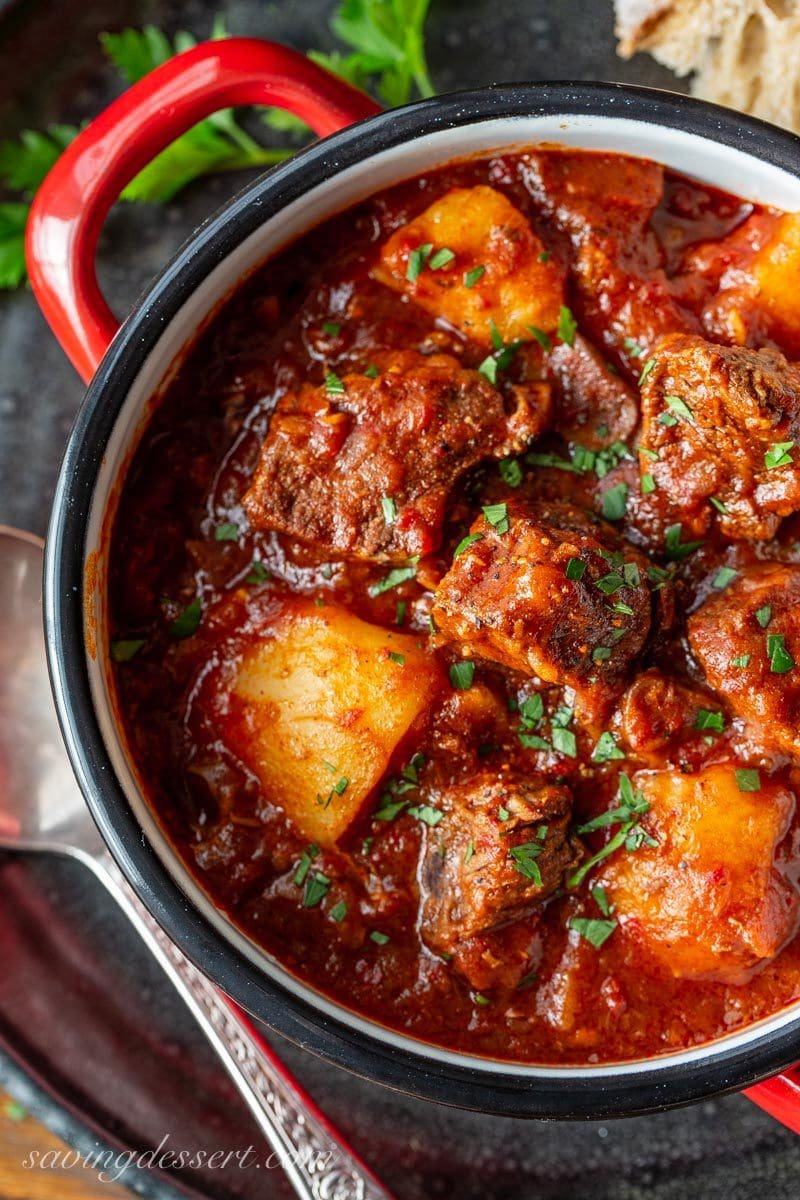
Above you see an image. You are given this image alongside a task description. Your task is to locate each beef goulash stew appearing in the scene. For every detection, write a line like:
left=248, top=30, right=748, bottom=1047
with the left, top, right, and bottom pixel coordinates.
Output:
left=109, top=148, right=800, bottom=1064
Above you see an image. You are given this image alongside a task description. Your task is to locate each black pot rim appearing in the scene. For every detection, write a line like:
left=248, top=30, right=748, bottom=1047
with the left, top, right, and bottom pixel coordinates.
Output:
left=44, top=80, right=800, bottom=1119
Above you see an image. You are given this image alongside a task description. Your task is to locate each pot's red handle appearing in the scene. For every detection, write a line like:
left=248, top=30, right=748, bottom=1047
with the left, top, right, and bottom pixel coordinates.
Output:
left=25, top=37, right=381, bottom=384
left=746, top=1066, right=800, bottom=1132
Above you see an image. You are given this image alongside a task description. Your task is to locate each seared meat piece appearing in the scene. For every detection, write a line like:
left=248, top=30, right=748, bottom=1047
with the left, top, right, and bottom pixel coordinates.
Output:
left=420, top=773, right=578, bottom=961
left=640, top=333, right=800, bottom=540
left=374, top=185, right=564, bottom=345
left=432, top=499, right=656, bottom=722
left=688, top=563, right=800, bottom=757
left=547, top=332, right=639, bottom=448
left=243, top=349, right=547, bottom=562
left=603, top=764, right=798, bottom=983
left=619, top=668, right=727, bottom=765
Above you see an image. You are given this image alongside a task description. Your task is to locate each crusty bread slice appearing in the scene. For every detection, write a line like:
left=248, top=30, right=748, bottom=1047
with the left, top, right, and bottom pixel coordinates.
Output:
left=615, top=0, right=800, bottom=131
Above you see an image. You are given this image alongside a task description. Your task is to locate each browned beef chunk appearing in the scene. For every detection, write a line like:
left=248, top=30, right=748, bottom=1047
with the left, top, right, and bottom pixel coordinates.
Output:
left=419, top=773, right=579, bottom=970
left=640, top=333, right=800, bottom=540
left=432, top=498, right=656, bottom=722
left=547, top=333, right=639, bottom=448
left=242, top=349, right=548, bottom=562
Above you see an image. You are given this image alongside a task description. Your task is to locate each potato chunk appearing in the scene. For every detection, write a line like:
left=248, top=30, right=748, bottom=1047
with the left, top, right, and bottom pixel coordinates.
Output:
left=229, top=599, right=442, bottom=844
left=688, top=563, right=800, bottom=757
left=374, top=186, right=564, bottom=344
left=603, top=765, right=798, bottom=983
left=752, top=213, right=800, bottom=345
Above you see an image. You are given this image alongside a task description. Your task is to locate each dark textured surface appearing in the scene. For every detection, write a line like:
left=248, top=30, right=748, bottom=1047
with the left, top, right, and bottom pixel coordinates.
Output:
left=0, top=1, right=799, bottom=1197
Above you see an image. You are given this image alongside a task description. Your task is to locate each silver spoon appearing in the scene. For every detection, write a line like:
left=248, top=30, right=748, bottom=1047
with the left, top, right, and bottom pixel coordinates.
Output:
left=0, top=524, right=394, bottom=1200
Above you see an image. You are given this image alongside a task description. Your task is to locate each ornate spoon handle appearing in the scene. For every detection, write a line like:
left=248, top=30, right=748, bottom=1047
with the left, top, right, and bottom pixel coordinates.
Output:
left=88, top=849, right=395, bottom=1200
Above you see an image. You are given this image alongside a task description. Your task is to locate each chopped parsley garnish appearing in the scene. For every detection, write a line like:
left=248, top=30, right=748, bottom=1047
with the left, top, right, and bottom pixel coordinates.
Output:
left=429, top=246, right=455, bottom=270
left=294, top=844, right=320, bottom=887
left=330, top=900, right=348, bottom=922
left=557, top=305, right=577, bottom=347
left=324, top=371, right=345, bottom=395
left=454, top=531, right=483, bottom=558
left=768, top=632, right=795, bottom=673
left=370, top=930, right=390, bottom=945
left=395, top=600, right=407, bottom=626
left=664, top=394, right=693, bottom=422
left=214, top=522, right=239, bottom=541
left=406, top=242, right=433, bottom=281
left=658, top=411, right=679, bottom=428
left=381, top=495, right=398, bottom=524
left=498, top=804, right=511, bottom=821
left=499, top=457, right=523, bottom=487
left=568, top=774, right=655, bottom=888
left=640, top=446, right=659, bottom=461
left=641, top=473, right=656, bottom=495
left=407, top=804, right=443, bottom=827
left=482, top=502, right=509, bottom=533
left=302, top=871, right=331, bottom=908
left=472, top=992, right=490, bottom=1006
left=664, top=523, right=702, bottom=560
left=595, top=572, right=625, bottom=594
left=518, top=733, right=551, bottom=751
left=552, top=727, right=577, bottom=757
left=538, top=250, right=552, bottom=263
left=601, top=483, right=629, bottom=521
left=695, top=709, right=725, bottom=732
left=569, top=916, right=617, bottom=948
left=608, top=601, right=634, bottom=616
left=111, top=638, right=145, bottom=662
left=638, top=356, right=656, bottom=387
left=519, top=694, right=545, bottom=726
left=364, top=364, right=380, bottom=379
left=449, top=660, right=475, bottom=690
left=592, top=885, right=612, bottom=917
left=591, top=731, right=625, bottom=763
left=712, top=566, right=737, bottom=590
left=592, top=646, right=612, bottom=663
left=731, top=653, right=751, bottom=668
left=388, top=651, right=405, bottom=665
left=508, top=841, right=544, bottom=886
left=623, top=337, right=644, bottom=358
left=246, top=561, right=271, bottom=585
left=566, top=557, right=586, bottom=581
left=478, top=323, right=525, bottom=383
left=169, top=597, right=202, bottom=639
left=322, top=321, right=341, bottom=336
left=464, top=839, right=476, bottom=864
left=765, top=441, right=794, bottom=470
left=755, top=605, right=772, bottom=628
left=464, top=265, right=486, bottom=288
left=368, top=559, right=418, bottom=596
left=735, top=768, right=761, bottom=793
left=527, top=325, right=552, bottom=352
left=709, top=496, right=729, bottom=514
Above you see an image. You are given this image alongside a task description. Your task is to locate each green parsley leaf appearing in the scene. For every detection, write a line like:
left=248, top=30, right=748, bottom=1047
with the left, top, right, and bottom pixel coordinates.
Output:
left=465, top=838, right=476, bottom=864
left=478, top=355, right=499, bottom=384
left=429, top=246, right=455, bottom=270
left=658, top=411, right=679, bottom=428
left=538, top=250, right=552, bottom=263
left=641, top=473, right=656, bottom=495
left=246, top=561, right=271, bottom=585
left=731, top=653, right=751, bottom=668
left=302, top=871, right=331, bottom=908
left=519, top=693, right=545, bottom=727
left=592, top=646, right=612, bottom=663
left=591, top=731, right=625, bottom=762
left=464, top=265, right=486, bottom=288
left=406, top=242, right=433, bottom=281
left=407, top=804, right=443, bottom=827
left=608, top=600, right=634, bottom=616
left=482, top=502, right=509, bottom=533
left=381, top=495, right=398, bottom=524
left=370, top=930, right=390, bottom=945
left=214, top=522, right=239, bottom=541
left=756, top=605, right=772, bottom=628
left=395, top=600, right=407, bottom=626
left=169, top=597, right=202, bottom=639
left=325, top=371, right=346, bottom=395
left=664, top=523, right=703, bottom=560
left=527, top=325, right=552, bottom=352
left=552, top=727, right=577, bottom=757
left=638, top=357, right=656, bottom=387
left=623, top=337, right=644, bottom=358
left=449, top=660, right=475, bottom=690
left=768, top=632, right=795, bottom=673
left=453, top=531, right=483, bottom=558
left=591, top=885, right=612, bottom=916
left=330, top=900, right=348, bottom=922
left=388, top=651, right=405, bottom=665
left=557, top=305, right=577, bottom=346
left=364, top=364, right=380, bottom=379
left=709, top=496, right=729, bottom=514
left=765, top=441, right=795, bottom=470
left=602, top=483, right=629, bottom=521
left=712, top=566, right=737, bottom=590
left=293, top=844, right=320, bottom=886
left=664, top=395, right=693, bottom=422
left=368, top=560, right=418, bottom=596
left=595, top=572, right=625, bottom=594
left=566, top=558, right=586, bottom=581
left=508, top=841, right=544, bottom=886
left=695, top=708, right=725, bottom=732
left=569, top=916, right=617, bottom=948
left=735, top=768, right=761, bottom=793
left=110, top=638, right=145, bottom=663
left=322, top=320, right=342, bottom=336
left=499, top=457, right=523, bottom=487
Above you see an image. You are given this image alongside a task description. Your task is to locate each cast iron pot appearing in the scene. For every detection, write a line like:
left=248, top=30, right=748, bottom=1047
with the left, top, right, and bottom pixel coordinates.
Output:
left=25, top=36, right=800, bottom=1125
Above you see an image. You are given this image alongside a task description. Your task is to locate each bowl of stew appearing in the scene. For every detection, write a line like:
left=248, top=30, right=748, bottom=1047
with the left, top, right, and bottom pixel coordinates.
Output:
left=29, top=38, right=800, bottom=1120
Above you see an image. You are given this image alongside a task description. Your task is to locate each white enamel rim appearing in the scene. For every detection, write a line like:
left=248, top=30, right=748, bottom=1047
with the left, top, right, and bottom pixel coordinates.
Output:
left=79, top=110, right=800, bottom=1079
